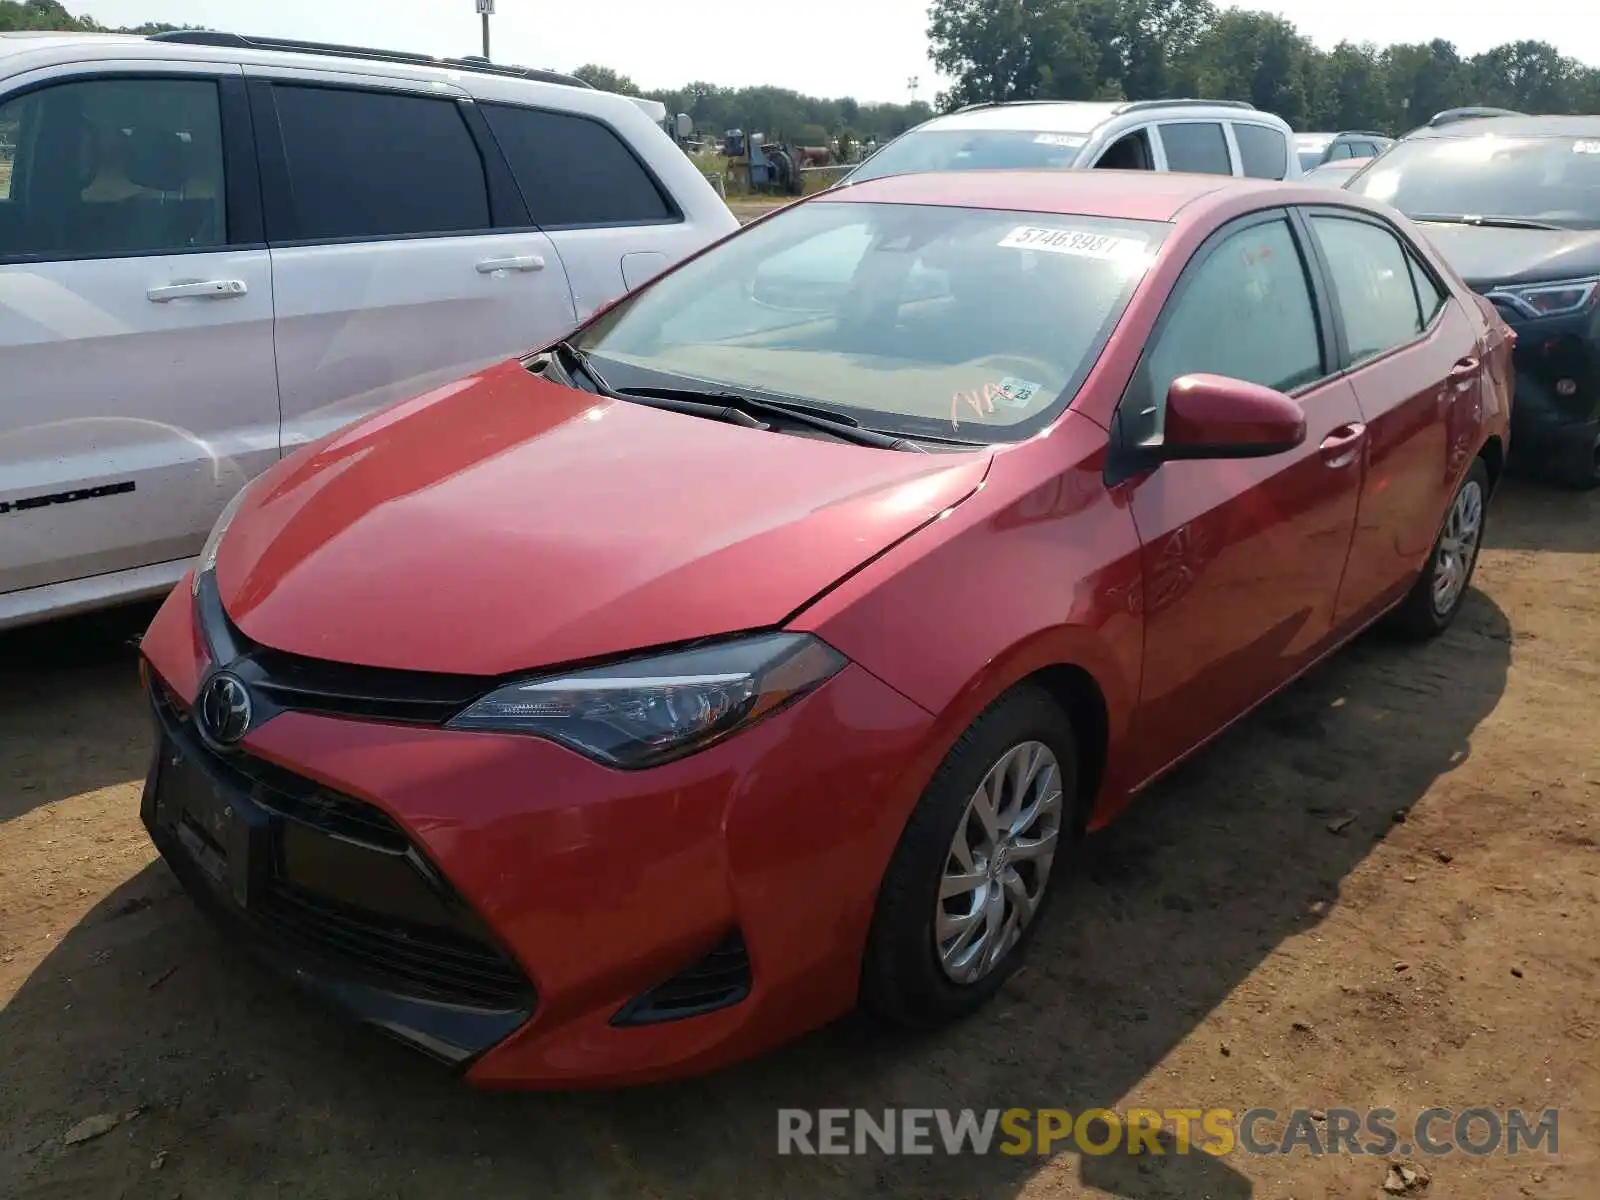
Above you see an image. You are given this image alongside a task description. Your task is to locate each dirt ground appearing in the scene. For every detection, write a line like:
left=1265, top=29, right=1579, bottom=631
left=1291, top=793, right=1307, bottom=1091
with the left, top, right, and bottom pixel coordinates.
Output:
left=1, top=478, right=1597, bottom=1200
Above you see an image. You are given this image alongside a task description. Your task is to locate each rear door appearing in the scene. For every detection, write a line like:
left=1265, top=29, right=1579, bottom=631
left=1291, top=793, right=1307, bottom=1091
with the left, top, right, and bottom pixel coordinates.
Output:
left=1113, top=211, right=1367, bottom=780
left=0, top=62, right=277, bottom=599
left=1300, top=208, right=1480, bottom=627
left=477, top=102, right=710, bottom=320
left=245, top=69, right=576, bottom=456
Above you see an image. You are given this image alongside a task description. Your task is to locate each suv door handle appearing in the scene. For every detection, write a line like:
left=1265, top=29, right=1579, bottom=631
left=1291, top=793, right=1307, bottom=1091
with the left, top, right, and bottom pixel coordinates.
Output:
left=476, top=255, right=546, bottom=274
left=1447, top=357, right=1480, bottom=390
left=1319, top=422, right=1367, bottom=467
left=147, top=279, right=249, bottom=302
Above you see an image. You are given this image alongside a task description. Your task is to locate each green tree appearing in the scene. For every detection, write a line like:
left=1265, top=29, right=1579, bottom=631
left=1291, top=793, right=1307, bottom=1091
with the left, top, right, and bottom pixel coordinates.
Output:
left=1185, top=10, right=1314, bottom=126
left=1308, top=41, right=1389, bottom=130
left=1468, top=41, right=1583, bottom=113
left=572, top=64, right=642, bottom=95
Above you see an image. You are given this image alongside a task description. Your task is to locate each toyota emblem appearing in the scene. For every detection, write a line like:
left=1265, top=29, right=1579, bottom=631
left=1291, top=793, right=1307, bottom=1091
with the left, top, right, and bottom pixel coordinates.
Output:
left=198, top=672, right=253, bottom=746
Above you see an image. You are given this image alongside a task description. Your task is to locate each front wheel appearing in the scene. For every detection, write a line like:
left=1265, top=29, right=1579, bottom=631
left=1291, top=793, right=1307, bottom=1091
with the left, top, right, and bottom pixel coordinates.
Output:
left=1389, top=457, right=1490, bottom=639
left=862, top=685, right=1081, bottom=1028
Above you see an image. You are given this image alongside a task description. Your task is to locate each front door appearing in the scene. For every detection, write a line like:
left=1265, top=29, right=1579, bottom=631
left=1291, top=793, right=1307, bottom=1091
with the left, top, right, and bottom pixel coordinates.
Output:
left=1115, top=212, right=1366, bottom=782
left=0, top=66, right=278, bottom=597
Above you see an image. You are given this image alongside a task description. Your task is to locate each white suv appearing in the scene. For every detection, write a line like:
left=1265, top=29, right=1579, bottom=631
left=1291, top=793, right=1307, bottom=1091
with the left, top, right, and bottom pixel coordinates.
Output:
left=843, top=99, right=1302, bottom=184
left=0, top=31, right=737, bottom=629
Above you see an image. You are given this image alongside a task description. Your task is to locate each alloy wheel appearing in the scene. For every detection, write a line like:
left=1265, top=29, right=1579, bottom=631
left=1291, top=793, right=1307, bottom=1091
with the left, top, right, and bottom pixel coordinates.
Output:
left=1432, top=478, right=1484, bottom=616
left=935, top=741, right=1064, bottom=985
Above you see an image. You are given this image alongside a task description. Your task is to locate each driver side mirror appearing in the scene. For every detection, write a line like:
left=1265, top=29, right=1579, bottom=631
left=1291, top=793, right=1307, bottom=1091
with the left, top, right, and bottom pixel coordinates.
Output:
left=1158, top=373, right=1307, bottom=460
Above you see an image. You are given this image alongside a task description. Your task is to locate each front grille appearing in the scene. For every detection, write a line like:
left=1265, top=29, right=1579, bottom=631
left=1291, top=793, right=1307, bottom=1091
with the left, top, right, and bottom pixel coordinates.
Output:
left=194, top=572, right=487, bottom=726
left=148, top=674, right=535, bottom=1016
left=613, top=931, right=752, bottom=1025
left=253, top=885, right=531, bottom=1010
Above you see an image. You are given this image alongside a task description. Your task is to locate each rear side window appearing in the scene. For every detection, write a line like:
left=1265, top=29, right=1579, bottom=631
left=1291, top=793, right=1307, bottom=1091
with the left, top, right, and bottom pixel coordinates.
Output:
left=1233, top=123, right=1289, bottom=179
left=1159, top=122, right=1232, bottom=175
left=1408, top=253, right=1447, bottom=324
left=1132, top=218, right=1324, bottom=442
left=1309, top=215, right=1426, bottom=363
left=481, top=104, right=673, bottom=228
left=271, top=85, right=490, bottom=241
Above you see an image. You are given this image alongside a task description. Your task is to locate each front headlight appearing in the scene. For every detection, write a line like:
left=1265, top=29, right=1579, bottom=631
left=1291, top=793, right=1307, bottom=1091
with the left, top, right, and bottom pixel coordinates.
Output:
left=1496, top=276, right=1600, bottom=319
left=191, top=482, right=252, bottom=595
left=446, top=633, right=848, bottom=768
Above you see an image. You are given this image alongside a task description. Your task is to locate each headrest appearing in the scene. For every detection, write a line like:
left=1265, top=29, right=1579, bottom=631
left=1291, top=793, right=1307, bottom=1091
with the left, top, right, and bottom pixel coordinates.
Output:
left=124, top=128, right=191, bottom=193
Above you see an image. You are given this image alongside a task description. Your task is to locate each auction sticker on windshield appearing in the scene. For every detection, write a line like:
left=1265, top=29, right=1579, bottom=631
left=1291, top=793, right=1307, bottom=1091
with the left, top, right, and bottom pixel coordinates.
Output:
left=1033, top=133, right=1087, bottom=148
left=999, top=226, right=1147, bottom=260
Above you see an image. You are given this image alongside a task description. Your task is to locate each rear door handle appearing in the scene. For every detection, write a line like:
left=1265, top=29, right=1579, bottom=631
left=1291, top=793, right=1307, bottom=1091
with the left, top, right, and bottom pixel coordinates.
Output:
left=1447, top=357, right=1481, bottom=390
left=147, top=279, right=248, bottom=302
left=1319, top=422, right=1367, bottom=467
left=476, top=255, right=546, bottom=274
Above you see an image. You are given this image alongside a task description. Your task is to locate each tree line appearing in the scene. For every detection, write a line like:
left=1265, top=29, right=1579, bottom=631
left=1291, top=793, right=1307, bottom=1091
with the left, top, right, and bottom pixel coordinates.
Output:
left=927, top=0, right=1600, bottom=133
left=0, top=0, right=180, bottom=34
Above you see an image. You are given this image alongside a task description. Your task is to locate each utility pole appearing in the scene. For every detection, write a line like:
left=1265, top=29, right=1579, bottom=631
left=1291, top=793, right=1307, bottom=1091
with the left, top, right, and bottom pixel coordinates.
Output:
left=907, top=75, right=920, bottom=105
left=476, top=0, right=494, bottom=60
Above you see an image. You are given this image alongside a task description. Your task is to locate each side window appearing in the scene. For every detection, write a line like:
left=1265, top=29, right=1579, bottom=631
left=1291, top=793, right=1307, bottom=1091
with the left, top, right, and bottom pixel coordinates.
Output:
left=481, top=104, right=674, bottom=227
left=270, top=85, right=490, bottom=241
left=1094, top=129, right=1154, bottom=171
left=0, top=76, right=226, bottom=261
left=1130, top=218, right=1324, bottom=442
left=1309, top=215, right=1426, bottom=364
left=1329, top=141, right=1353, bottom=161
left=1158, top=122, right=1232, bottom=175
left=1407, top=251, right=1447, bottom=325
left=1232, top=123, right=1289, bottom=179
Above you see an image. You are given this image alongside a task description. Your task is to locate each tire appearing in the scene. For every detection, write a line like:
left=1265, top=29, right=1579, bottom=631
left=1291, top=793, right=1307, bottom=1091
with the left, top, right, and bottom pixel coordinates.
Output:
left=1389, top=457, right=1491, bottom=640
left=861, top=685, right=1082, bottom=1028
left=1554, top=428, right=1600, bottom=491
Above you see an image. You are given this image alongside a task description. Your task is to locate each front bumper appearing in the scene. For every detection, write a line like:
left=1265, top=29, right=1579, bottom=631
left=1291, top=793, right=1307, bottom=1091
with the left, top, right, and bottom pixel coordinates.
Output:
left=138, top=581, right=937, bottom=1088
left=1490, top=301, right=1600, bottom=482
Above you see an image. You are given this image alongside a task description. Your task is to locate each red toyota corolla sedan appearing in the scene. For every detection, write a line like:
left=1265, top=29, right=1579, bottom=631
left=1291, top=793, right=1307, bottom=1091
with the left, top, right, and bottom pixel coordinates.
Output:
left=138, top=170, right=1512, bottom=1089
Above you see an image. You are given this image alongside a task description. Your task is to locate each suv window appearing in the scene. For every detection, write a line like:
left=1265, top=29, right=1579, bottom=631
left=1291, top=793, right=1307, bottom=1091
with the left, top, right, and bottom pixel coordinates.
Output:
left=482, top=104, right=673, bottom=227
left=271, top=85, right=490, bottom=241
left=1309, top=215, right=1427, bottom=363
left=1159, top=122, right=1232, bottom=175
left=1233, top=123, right=1289, bottom=179
left=0, top=77, right=226, bottom=261
left=1094, top=129, right=1154, bottom=171
left=1130, top=218, right=1323, bottom=442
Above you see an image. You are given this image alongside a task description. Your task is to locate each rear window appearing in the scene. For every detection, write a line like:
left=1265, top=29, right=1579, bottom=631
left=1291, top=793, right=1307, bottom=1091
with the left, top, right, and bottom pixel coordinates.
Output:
left=848, top=128, right=1090, bottom=183
left=1160, top=122, right=1232, bottom=175
left=481, top=103, right=674, bottom=228
left=575, top=200, right=1167, bottom=444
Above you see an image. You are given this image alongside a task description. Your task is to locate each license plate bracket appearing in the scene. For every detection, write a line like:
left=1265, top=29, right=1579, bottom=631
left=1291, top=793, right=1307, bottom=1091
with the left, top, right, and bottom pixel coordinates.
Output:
left=153, top=750, right=270, bottom=909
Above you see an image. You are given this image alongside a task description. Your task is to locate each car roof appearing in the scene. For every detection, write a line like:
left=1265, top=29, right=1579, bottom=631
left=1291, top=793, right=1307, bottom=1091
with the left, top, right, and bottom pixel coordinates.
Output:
left=916, top=99, right=1272, bottom=136
left=826, top=170, right=1335, bottom=224
left=1406, top=114, right=1600, bottom=140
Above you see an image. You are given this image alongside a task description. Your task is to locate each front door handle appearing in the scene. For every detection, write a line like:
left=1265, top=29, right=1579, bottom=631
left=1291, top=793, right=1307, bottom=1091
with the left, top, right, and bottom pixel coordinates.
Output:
left=147, top=279, right=248, bottom=302
left=476, top=255, right=546, bottom=274
left=1319, top=422, right=1367, bottom=467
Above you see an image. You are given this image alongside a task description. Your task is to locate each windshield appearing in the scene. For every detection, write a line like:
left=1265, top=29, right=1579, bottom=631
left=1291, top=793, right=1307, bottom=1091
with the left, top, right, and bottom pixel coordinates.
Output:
left=847, top=128, right=1090, bottom=184
left=1349, top=134, right=1600, bottom=228
left=574, top=200, right=1166, bottom=444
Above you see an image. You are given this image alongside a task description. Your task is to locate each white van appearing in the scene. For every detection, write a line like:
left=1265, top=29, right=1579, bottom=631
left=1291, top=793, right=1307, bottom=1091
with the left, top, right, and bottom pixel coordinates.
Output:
left=0, top=31, right=737, bottom=629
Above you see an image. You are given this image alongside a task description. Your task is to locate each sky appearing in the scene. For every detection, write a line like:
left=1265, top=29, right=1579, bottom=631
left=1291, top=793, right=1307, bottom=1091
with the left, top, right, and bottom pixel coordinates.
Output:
left=72, top=0, right=1600, bottom=105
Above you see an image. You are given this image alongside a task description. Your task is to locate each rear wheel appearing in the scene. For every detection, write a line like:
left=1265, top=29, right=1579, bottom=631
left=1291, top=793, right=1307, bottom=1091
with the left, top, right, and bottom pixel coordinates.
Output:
left=1390, top=457, right=1490, bottom=639
left=862, top=686, right=1081, bottom=1028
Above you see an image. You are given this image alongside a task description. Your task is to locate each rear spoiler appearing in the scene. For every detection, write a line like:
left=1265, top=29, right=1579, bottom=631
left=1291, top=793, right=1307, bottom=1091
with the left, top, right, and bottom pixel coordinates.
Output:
left=627, top=96, right=667, bottom=124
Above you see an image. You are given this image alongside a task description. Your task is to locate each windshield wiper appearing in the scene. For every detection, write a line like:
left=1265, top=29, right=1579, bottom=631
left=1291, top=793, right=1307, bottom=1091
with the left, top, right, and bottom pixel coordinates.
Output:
left=618, top=385, right=927, bottom=452
left=1412, top=214, right=1565, bottom=230
left=550, top=342, right=767, bottom=430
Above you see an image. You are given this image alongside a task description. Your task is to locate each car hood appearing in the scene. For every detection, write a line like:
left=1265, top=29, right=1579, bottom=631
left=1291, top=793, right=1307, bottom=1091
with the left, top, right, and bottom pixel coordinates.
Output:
left=1414, top=223, right=1600, bottom=290
left=215, top=361, right=990, bottom=676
